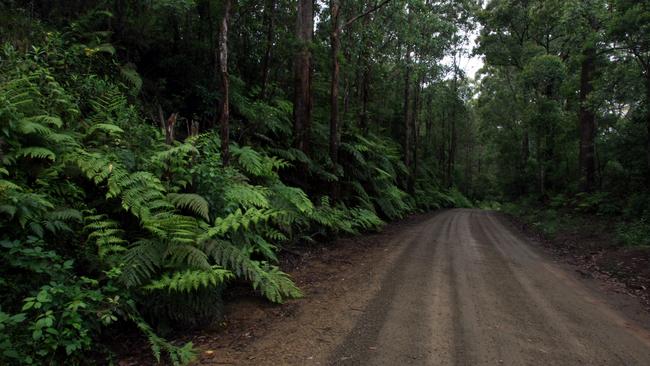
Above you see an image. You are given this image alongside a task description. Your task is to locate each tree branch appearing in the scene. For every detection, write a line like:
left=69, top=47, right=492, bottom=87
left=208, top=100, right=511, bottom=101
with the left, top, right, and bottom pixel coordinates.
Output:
left=344, top=0, right=393, bottom=29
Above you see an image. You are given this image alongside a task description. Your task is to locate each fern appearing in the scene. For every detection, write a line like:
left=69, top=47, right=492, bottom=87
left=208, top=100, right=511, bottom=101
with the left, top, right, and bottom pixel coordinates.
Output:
left=224, top=183, right=270, bottom=209
left=201, top=239, right=301, bottom=303
left=144, top=267, right=233, bottom=293
left=121, top=240, right=164, bottom=287
left=86, top=123, right=125, bottom=136
left=16, top=119, right=54, bottom=136
left=164, top=243, right=211, bottom=270
left=128, top=311, right=196, bottom=365
left=168, top=193, right=210, bottom=221
left=15, top=147, right=56, bottom=161
left=209, top=208, right=280, bottom=236
left=84, top=214, right=127, bottom=259
left=270, top=184, right=314, bottom=214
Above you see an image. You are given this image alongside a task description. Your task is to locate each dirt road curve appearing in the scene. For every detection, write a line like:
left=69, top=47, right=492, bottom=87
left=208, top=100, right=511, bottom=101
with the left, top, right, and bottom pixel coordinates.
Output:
left=328, top=209, right=650, bottom=365
left=202, top=209, right=650, bottom=365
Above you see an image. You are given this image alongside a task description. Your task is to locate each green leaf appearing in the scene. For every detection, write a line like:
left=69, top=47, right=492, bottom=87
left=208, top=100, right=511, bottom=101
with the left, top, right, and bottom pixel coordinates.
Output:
left=32, top=329, right=42, bottom=340
left=16, top=147, right=56, bottom=161
left=86, top=123, right=124, bottom=136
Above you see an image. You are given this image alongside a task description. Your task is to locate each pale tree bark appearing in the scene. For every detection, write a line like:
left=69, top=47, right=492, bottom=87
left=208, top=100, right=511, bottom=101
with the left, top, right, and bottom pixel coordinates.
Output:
left=217, top=0, right=232, bottom=165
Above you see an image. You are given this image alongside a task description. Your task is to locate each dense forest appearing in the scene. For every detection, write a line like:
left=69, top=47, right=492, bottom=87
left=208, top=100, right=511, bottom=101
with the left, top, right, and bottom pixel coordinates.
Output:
left=1, top=0, right=649, bottom=364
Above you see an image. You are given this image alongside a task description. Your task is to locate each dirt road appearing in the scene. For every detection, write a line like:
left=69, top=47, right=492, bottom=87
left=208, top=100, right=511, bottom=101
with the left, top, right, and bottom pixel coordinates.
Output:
left=199, top=209, right=650, bottom=365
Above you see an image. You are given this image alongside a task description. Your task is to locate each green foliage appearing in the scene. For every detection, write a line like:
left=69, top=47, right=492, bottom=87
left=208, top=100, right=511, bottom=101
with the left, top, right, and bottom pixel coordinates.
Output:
left=0, top=36, right=307, bottom=365
left=0, top=1, right=478, bottom=364
left=616, top=219, right=650, bottom=248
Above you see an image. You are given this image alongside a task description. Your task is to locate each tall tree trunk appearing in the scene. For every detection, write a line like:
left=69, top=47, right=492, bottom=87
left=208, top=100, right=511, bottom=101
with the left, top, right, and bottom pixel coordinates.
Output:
left=403, top=55, right=412, bottom=190
left=217, top=0, right=232, bottom=166
left=409, top=78, right=421, bottom=194
left=260, top=0, right=276, bottom=100
left=329, top=0, right=342, bottom=200
left=425, top=94, right=433, bottom=156
left=579, top=47, right=596, bottom=192
left=521, top=129, right=529, bottom=195
left=447, top=76, right=457, bottom=188
left=293, top=0, right=313, bottom=153
left=329, top=1, right=341, bottom=166
left=440, top=109, right=446, bottom=173
left=447, top=110, right=456, bottom=188
left=360, top=64, right=371, bottom=133
left=358, top=15, right=372, bottom=134
left=646, top=76, right=650, bottom=180
left=537, top=135, right=546, bottom=197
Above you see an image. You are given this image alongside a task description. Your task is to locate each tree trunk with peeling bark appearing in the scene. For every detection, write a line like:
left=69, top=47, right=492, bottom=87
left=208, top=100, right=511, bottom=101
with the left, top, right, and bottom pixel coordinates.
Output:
left=217, top=0, right=232, bottom=166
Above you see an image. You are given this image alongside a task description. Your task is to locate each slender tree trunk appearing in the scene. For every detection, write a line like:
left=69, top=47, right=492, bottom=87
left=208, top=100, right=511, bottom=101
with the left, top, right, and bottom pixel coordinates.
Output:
left=440, top=109, right=446, bottom=172
left=359, top=15, right=372, bottom=134
left=403, top=55, right=412, bottom=190
left=521, top=129, right=529, bottom=195
left=646, top=76, right=650, bottom=180
left=217, top=0, right=232, bottom=165
left=447, top=79, right=457, bottom=188
left=579, top=47, right=596, bottom=192
left=260, top=0, right=276, bottom=100
left=425, top=94, right=433, bottom=156
left=343, top=35, right=352, bottom=116
left=537, top=135, right=545, bottom=197
left=293, top=0, right=313, bottom=153
left=329, top=1, right=341, bottom=166
left=360, top=64, right=371, bottom=133
left=329, top=0, right=342, bottom=200
left=447, top=111, right=456, bottom=188
left=409, top=78, right=421, bottom=194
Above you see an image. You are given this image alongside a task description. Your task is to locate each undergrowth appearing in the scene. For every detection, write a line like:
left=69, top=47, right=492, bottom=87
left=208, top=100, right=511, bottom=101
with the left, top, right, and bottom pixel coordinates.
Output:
left=0, top=30, right=468, bottom=364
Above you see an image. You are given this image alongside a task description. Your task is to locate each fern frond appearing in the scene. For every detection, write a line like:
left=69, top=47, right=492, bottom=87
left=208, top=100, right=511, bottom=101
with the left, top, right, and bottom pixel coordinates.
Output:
left=224, top=183, right=270, bottom=209
left=17, top=119, right=53, bottom=136
left=208, top=208, right=280, bottom=236
left=84, top=214, right=127, bottom=259
left=167, top=193, right=210, bottom=221
left=121, top=240, right=165, bottom=287
left=46, top=208, right=83, bottom=222
left=144, top=267, right=233, bottom=293
left=15, top=147, right=56, bottom=161
left=86, top=123, right=124, bottom=136
left=164, top=243, right=211, bottom=270
left=231, top=145, right=265, bottom=176
left=201, top=239, right=301, bottom=303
